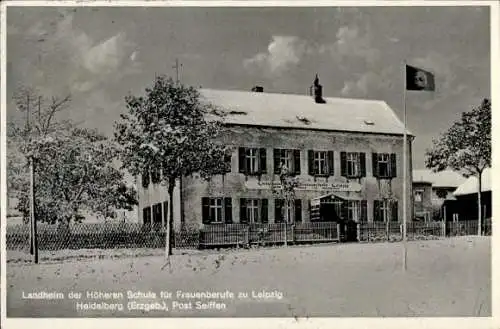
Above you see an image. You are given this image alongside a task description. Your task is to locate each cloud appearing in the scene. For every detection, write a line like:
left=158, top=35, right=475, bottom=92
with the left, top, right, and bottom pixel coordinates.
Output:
left=244, top=26, right=380, bottom=78
left=14, top=13, right=140, bottom=96
left=243, top=36, right=310, bottom=75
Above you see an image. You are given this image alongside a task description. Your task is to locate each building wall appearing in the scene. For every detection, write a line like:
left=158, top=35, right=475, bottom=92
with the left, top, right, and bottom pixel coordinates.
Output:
left=413, top=182, right=433, bottom=220
left=138, top=178, right=181, bottom=228
left=175, top=125, right=413, bottom=229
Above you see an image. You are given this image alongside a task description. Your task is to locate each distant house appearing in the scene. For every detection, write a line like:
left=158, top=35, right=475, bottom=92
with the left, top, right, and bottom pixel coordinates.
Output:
left=445, top=168, right=492, bottom=222
left=412, top=170, right=467, bottom=221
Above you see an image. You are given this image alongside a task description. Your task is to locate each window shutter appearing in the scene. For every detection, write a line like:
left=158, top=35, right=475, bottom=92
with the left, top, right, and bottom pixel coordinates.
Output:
left=202, top=198, right=210, bottom=224
left=261, top=199, right=268, bottom=224
left=372, top=153, right=379, bottom=178
left=341, top=200, right=348, bottom=221
left=224, top=197, right=233, bottom=224
left=273, top=149, right=281, bottom=174
left=142, top=207, right=151, bottom=225
left=340, top=152, right=347, bottom=177
left=360, top=200, right=367, bottom=222
left=359, top=153, right=366, bottom=177
left=327, top=151, right=334, bottom=176
left=293, top=150, right=301, bottom=175
left=259, top=148, right=267, bottom=174
left=308, top=150, right=315, bottom=175
left=391, top=200, right=398, bottom=222
left=373, top=200, right=380, bottom=222
left=224, top=152, right=232, bottom=173
left=294, top=199, right=302, bottom=223
left=163, top=201, right=168, bottom=227
left=239, top=198, right=248, bottom=224
left=275, top=199, right=284, bottom=223
left=142, top=170, right=150, bottom=188
left=390, top=153, right=397, bottom=178
left=238, top=148, right=246, bottom=174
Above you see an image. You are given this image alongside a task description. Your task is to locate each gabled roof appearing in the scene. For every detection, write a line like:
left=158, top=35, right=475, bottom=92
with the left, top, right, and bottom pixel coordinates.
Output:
left=453, top=168, right=492, bottom=196
left=412, top=169, right=467, bottom=188
left=200, top=89, right=412, bottom=136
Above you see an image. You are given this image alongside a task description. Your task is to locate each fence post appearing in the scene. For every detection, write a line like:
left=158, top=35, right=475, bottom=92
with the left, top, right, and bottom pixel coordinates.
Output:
left=356, top=223, right=360, bottom=242
left=291, top=224, right=295, bottom=244
left=441, top=220, right=446, bottom=238
left=336, top=223, right=341, bottom=242
left=245, top=225, right=250, bottom=247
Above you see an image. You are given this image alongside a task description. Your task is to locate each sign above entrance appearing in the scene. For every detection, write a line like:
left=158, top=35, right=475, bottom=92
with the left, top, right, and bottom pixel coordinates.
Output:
left=244, top=179, right=362, bottom=192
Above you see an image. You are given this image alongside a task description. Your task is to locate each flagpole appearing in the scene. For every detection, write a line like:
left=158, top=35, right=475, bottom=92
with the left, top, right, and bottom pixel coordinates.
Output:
left=402, top=60, right=408, bottom=271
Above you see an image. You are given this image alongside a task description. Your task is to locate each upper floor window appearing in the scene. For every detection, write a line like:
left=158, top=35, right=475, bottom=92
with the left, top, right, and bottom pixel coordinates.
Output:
left=274, top=149, right=301, bottom=175
left=151, top=167, right=161, bottom=184
left=308, top=150, right=334, bottom=177
left=142, top=170, right=150, bottom=188
left=238, top=147, right=267, bottom=175
left=372, top=153, right=397, bottom=178
left=341, top=152, right=366, bottom=178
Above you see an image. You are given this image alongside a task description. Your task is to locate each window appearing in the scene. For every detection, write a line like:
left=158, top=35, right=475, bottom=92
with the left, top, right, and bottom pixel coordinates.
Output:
left=275, top=199, right=302, bottom=223
left=202, top=197, right=233, bottom=224
left=142, top=206, right=151, bottom=226
left=152, top=203, right=162, bottom=229
left=372, top=153, right=397, bottom=178
left=274, top=149, right=301, bottom=175
left=308, top=150, right=334, bottom=176
left=239, top=148, right=267, bottom=175
left=240, top=198, right=268, bottom=224
left=210, top=198, right=223, bottom=223
left=374, top=200, right=398, bottom=222
left=347, top=201, right=360, bottom=222
left=414, top=190, right=423, bottom=203
left=246, top=148, right=259, bottom=174
left=341, top=152, right=366, bottom=178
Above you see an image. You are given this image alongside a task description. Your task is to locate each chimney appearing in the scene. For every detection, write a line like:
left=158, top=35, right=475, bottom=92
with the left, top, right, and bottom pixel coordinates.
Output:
left=312, top=74, right=326, bottom=104
left=251, top=86, right=264, bottom=92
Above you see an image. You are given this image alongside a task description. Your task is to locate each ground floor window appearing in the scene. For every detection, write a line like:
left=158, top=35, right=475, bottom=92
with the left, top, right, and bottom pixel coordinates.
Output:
left=240, top=198, right=268, bottom=224
left=275, top=199, right=302, bottom=223
left=374, top=199, right=398, bottom=222
left=202, top=197, right=233, bottom=224
left=347, top=201, right=360, bottom=222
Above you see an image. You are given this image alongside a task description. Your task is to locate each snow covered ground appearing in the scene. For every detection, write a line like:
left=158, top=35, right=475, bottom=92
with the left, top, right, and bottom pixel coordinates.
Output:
left=6, top=237, right=491, bottom=317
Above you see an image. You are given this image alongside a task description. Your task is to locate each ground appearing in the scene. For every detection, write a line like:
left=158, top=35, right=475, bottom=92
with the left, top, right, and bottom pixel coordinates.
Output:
left=6, top=237, right=491, bottom=317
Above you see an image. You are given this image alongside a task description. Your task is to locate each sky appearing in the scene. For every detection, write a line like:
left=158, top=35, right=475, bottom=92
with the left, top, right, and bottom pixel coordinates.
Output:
left=6, top=5, right=491, bottom=169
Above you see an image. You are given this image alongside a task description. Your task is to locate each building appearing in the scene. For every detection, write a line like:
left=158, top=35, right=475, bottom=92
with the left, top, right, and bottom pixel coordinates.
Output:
left=138, top=77, right=414, bottom=231
left=444, top=168, right=492, bottom=222
left=412, top=169, right=466, bottom=221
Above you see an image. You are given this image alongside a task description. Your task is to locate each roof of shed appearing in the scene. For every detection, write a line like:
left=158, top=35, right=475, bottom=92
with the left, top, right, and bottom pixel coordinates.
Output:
left=453, top=168, right=492, bottom=196
left=200, top=89, right=412, bottom=136
left=412, top=169, right=467, bottom=188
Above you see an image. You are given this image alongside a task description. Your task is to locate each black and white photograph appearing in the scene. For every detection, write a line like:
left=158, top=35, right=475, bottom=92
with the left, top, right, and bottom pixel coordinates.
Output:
left=1, top=0, right=496, bottom=325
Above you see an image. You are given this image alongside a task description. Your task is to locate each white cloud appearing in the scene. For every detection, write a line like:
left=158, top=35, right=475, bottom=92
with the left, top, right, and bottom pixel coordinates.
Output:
left=243, top=36, right=308, bottom=75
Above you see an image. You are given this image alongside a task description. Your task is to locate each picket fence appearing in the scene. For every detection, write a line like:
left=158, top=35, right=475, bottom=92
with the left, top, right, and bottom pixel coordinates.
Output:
left=6, top=220, right=490, bottom=251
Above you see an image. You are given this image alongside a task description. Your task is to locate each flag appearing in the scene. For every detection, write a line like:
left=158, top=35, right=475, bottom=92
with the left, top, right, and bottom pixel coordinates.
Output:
left=406, top=65, right=435, bottom=91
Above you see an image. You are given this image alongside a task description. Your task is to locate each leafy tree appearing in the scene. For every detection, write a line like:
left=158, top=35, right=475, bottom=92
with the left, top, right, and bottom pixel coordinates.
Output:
left=114, top=75, right=231, bottom=258
left=425, top=98, right=491, bottom=234
left=8, top=87, right=137, bottom=227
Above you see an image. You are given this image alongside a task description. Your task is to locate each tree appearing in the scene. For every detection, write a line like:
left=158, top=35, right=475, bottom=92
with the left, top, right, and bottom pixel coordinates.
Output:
left=425, top=98, right=491, bottom=235
left=114, top=75, right=231, bottom=259
left=272, top=163, right=299, bottom=246
left=9, top=87, right=137, bottom=226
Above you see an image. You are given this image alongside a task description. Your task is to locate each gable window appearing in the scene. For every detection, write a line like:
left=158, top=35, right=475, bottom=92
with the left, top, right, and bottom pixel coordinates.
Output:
left=373, top=199, right=398, bottom=222
left=274, top=149, right=301, bottom=175
left=372, top=153, right=397, bottom=178
left=151, top=167, right=161, bottom=184
left=240, top=198, right=268, bottom=224
left=308, top=150, right=334, bottom=176
left=341, top=152, right=366, bottom=178
left=202, top=197, right=233, bottom=224
left=238, top=147, right=267, bottom=175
